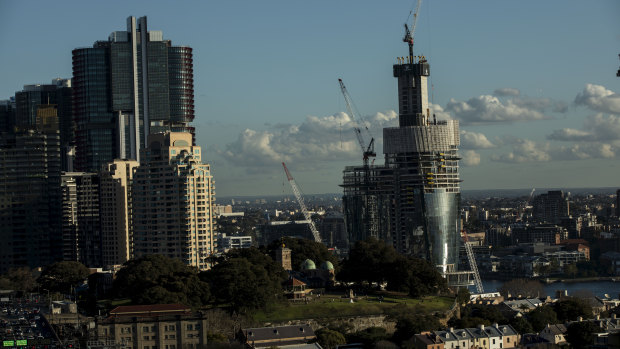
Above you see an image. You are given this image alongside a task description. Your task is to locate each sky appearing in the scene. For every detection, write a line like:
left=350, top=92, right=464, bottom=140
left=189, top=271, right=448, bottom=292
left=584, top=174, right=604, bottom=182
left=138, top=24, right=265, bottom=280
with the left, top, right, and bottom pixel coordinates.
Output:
left=1, top=0, right=619, bottom=197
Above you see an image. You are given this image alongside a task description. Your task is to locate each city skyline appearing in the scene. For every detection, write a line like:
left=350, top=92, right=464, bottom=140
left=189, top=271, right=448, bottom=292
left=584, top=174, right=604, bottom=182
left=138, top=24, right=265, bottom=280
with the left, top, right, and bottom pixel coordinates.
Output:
left=1, top=0, right=619, bottom=196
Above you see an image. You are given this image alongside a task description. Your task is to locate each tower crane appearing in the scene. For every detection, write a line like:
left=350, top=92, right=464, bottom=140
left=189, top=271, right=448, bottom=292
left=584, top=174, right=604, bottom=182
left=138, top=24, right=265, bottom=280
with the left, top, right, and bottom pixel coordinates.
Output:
left=462, top=230, right=484, bottom=293
left=337, top=79, right=375, bottom=168
left=281, top=162, right=322, bottom=243
left=403, top=0, right=423, bottom=59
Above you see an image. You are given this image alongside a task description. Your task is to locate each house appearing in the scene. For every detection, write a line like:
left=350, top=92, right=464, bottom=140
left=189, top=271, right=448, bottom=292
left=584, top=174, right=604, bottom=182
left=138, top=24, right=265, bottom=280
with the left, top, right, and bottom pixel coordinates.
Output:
left=538, top=324, right=567, bottom=345
left=240, top=324, right=316, bottom=349
left=433, top=328, right=473, bottom=349
left=413, top=331, right=444, bottom=349
left=285, top=277, right=309, bottom=300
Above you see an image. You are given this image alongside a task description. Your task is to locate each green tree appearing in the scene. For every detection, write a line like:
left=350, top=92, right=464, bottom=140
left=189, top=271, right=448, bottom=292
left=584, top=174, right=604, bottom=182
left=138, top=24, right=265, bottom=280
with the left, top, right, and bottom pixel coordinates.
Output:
left=338, top=237, right=400, bottom=286
left=499, top=279, right=546, bottom=298
left=566, top=321, right=602, bottom=348
left=527, top=305, right=558, bottom=332
left=509, top=316, right=533, bottom=334
left=113, top=255, right=210, bottom=307
left=0, top=268, right=36, bottom=293
left=386, top=257, right=447, bottom=297
left=315, top=328, right=346, bottom=349
left=564, top=263, right=578, bottom=278
left=201, top=248, right=286, bottom=312
left=553, top=298, right=592, bottom=322
left=392, top=313, right=441, bottom=343
left=38, top=261, right=89, bottom=295
left=347, top=327, right=389, bottom=347
left=456, top=288, right=470, bottom=305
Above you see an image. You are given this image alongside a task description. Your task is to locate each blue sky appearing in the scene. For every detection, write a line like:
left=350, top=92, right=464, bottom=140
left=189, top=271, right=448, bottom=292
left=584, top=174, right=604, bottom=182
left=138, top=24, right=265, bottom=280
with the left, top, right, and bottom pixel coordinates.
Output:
left=1, top=0, right=619, bottom=197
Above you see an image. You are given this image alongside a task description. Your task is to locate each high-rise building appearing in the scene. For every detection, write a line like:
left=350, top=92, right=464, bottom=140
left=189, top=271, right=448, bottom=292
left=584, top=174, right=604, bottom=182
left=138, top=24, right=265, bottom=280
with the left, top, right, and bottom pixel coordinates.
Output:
left=0, top=98, right=16, bottom=133
left=0, top=129, right=62, bottom=273
left=72, top=16, right=195, bottom=172
left=532, top=190, right=570, bottom=224
left=61, top=172, right=102, bottom=267
left=99, top=159, right=139, bottom=267
left=132, top=132, right=215, bottom=270
left=343, top=37, right=461, bottom=275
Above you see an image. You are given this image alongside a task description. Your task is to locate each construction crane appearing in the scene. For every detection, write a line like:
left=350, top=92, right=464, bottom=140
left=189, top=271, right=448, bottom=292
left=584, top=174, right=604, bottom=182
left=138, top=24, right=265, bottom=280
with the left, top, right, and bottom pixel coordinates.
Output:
left=281, top=162, right=322, bottom=243
left=403, top=0, right=423, bottom=59
left=462, top=230, right=484, bottom=293
left=338, top=79, right=375, bottom=168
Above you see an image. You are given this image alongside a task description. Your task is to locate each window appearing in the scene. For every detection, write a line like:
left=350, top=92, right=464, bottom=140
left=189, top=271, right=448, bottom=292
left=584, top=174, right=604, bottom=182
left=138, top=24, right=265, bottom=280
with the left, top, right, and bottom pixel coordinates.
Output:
left=186, top=324, right=193, bottom=331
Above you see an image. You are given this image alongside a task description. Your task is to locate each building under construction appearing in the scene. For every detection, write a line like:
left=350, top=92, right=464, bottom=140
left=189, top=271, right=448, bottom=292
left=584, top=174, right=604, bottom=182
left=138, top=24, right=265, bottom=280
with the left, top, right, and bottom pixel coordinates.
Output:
left=343, top=24, right=463, bottom=277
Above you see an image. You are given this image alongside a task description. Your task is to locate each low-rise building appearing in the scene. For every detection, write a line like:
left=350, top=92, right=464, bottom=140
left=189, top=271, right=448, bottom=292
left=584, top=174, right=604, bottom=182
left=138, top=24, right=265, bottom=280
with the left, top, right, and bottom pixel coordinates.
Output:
left=96, top=304, right=208, bottom=349
left=538, top=324, right=567, bottom=345
left=240, top=324, right=316, bottom=348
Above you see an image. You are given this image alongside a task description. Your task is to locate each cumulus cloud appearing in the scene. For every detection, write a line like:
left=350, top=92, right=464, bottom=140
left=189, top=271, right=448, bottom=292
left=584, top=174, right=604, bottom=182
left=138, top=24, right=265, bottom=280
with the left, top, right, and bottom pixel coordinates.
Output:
left=553, top=143, right=615, bottom=160
left=491, top=139, right=551, bottom=163
left=460, top=130, right=495, bottom=149
left=548, top=113, right=620, bottom=142
left=494, top=88, right=520, bottom=97
left=575, top=84, right=620, bottom=114
left=445, top=95, right=549, bottom=125
left=461, top=150, right=481, bottom=166
left=221, top=111, right=398, bottom=171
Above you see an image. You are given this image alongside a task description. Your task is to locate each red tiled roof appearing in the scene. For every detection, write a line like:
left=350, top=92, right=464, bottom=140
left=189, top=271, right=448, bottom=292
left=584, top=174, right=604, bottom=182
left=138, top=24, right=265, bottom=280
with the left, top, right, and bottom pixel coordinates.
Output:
left=109, top=304, right=191, bottom=317
left=286, top=278, right=306, bottom=286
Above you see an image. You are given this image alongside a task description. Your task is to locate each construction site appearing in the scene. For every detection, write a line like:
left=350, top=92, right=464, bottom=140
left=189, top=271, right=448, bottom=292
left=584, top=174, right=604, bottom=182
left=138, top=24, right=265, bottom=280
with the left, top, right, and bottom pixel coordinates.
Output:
left=340, top=0, right=479, bottom=291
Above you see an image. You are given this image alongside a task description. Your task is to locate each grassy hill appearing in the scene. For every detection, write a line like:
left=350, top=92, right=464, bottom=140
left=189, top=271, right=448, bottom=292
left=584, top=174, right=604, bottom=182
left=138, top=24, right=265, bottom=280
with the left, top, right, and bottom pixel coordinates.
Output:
left=252, top=293, right=454, bottom=323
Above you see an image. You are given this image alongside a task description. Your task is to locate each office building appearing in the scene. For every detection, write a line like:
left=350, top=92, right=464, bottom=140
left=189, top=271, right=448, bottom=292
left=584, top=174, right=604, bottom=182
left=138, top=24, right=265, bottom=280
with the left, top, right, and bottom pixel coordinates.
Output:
left=99, top=159, right=140, bottom=267
left=343, top=35, right=461, bottom=275
left=72, top=16, right=195, bottom=172
left=132, top=132, right=215, bottom=270
left=61, top=172, right=102, bottom=267
left=0, top=129, right=62, bottom=273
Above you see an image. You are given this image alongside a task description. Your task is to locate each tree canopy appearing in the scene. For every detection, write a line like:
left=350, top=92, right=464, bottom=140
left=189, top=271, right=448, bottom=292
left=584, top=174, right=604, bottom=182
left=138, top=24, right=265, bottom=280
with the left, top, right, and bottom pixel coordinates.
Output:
left=38, top=261, right=89, bottom=295
left=498, top=279, right=546, bottom=298
left=0, top=267, right=37, bottom=293
left=338, top=237, right=447, bottom=297
left=566, top=321, right=602, bottom=348
left=315, top=328, right=346, bottom=349
left=201, top=247, right=287, bottom=313
left=113, top=255, right=209, bottom=307
left=553, top=298, right=592, bottom=322
left=527, top=305, right=558, bottom=332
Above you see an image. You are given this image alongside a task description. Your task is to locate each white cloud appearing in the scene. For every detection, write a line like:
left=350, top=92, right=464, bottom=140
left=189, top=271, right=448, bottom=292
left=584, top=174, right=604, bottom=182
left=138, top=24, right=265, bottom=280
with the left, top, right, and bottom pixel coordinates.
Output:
left=553, top=143, right=615, bottom=160
left=492, top=139, right=551, bottom=163
left=445, top=95, right=549, bottom=125
left=575, top=84, right=620, bottom=114
left=221, top=111, right=398, bottom=171
left=460, top=130, right=495, bottom=149
left=547, top=128, right=595, bottom=142
left=461, top=150, right=481, bottom=166
left=548, top=113, right=620, bottom=142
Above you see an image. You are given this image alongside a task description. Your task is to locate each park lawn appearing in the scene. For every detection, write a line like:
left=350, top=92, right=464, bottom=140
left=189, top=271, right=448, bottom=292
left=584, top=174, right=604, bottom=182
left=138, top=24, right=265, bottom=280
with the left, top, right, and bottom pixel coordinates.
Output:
left=252, top=295, right=454, bottom=323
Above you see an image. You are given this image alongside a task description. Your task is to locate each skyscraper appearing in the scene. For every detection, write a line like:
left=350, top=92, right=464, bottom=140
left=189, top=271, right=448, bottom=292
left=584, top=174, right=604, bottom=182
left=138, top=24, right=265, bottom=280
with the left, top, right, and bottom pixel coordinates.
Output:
left=132, top=132, right=215, bottom=270
left=72, top=16, right=195, bottom=172
left=0, top=129, right=62, bottom=273
left=343, top=37, right=461, bottom=275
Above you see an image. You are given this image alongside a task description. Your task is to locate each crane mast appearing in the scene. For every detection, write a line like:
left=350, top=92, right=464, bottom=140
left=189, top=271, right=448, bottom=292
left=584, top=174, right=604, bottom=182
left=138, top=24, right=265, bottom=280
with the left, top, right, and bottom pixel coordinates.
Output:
left=282, top=162, right=322, bottom=243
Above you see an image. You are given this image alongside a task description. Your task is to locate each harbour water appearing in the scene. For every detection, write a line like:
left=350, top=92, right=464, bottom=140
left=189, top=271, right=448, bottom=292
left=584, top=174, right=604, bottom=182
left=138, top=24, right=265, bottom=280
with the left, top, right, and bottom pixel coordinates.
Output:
left=481, top=279, right=620, bottom=298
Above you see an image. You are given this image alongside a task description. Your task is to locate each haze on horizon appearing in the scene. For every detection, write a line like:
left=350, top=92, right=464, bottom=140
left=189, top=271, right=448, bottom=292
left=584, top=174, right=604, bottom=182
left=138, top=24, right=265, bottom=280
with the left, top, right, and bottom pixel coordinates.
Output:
left=1, top=0, right=619, bottom=197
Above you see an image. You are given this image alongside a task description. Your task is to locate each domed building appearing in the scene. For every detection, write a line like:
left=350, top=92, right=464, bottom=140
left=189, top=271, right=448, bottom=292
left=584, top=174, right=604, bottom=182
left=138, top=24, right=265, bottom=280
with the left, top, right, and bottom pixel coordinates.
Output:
left=301, top=259, right=316, bottom=271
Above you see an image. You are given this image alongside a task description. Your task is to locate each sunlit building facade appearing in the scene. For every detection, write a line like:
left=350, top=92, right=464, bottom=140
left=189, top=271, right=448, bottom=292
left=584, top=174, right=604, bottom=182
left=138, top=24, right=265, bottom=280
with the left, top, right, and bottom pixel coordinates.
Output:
left=132, top=132, right=215, bottom=270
